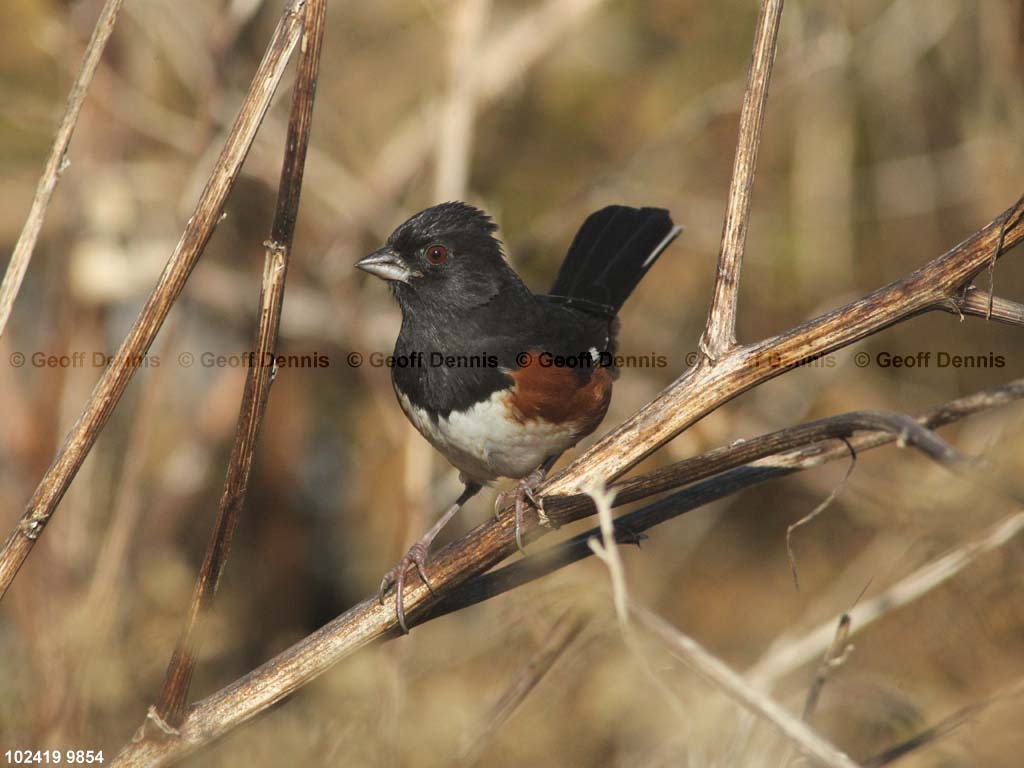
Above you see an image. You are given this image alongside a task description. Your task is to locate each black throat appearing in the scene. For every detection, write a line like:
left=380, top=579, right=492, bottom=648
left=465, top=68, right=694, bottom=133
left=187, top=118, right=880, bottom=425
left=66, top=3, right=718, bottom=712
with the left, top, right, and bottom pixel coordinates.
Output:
left=392, top=283, right=535, bottom=417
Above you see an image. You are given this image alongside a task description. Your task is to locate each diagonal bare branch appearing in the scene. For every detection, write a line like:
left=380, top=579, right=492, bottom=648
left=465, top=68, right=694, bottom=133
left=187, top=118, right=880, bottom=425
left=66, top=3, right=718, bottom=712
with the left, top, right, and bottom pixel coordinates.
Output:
left=0, top=0, right=126, bottom=340
left=455, top=609, right=588, bottom=766
left=631, top=604, right=862, bottom=768
left=863, top=676, right=1024, bottom=767
left=540, top=409, right=970, bottom=524
left=699, top=0, right=785, bottom=360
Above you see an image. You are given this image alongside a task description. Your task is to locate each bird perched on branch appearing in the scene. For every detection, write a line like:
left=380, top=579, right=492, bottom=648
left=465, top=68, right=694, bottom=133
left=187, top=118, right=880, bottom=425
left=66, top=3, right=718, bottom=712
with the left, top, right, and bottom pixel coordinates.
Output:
left=356, top=202, right=680, bottom=631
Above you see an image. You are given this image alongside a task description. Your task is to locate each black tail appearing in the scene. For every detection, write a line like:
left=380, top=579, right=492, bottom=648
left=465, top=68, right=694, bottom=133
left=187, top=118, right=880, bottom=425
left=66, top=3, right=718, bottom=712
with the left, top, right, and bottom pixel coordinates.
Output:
left=548, top=206, right=680, bottom=317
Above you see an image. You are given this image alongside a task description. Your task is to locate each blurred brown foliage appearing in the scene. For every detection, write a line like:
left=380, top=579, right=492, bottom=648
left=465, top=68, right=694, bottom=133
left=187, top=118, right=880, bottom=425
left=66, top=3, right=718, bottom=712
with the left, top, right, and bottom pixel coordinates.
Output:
left=1, top=0, right=1023, bottom=765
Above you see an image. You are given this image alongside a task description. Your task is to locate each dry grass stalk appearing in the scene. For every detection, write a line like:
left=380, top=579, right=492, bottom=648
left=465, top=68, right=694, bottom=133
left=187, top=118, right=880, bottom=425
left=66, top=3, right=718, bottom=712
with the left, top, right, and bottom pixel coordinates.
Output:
left=778, top=615, right=855, bottom=768
left=0, top=0, right=126, bottom=340
left=456, top=609, right=588, bottom=766
left=863, top=676, right=1024, bottom=767
left=85, top=325, right=178, bottom=613
left=632, top=604, right=862, bottom=768
left=585, top=482, right=626, bottom=626
left=802, top=614, right=853, bottom=721
left=0, top=0, right=308, bottom=600
left=749, top=508, right=1024, bottom=691
left=147, top=0, right=327, bottom=734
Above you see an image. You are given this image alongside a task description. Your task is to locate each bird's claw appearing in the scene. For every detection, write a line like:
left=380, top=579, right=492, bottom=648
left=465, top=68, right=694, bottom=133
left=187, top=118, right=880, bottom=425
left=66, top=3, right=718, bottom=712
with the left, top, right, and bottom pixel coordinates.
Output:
left=378, top=541, right=433, bottom=634
left=494, top=470, right=547, bottom=555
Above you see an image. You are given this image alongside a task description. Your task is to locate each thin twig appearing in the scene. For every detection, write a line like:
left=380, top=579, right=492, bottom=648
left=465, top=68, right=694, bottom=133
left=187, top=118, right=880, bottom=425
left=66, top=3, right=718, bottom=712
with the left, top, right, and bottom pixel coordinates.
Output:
left=456, top=609, right=588, bottom=766
left=150, top=0, right=326, bottom=732
left=585, top=482, right=626, bottom=625
left=699, top=0, right=785, bottom=360
left=787, top=441, right=856, bottom=591
left=0, top=0, right=126, bottom=339
left=863, top=676, right=1024, bottom=767
left=85, top=324, right=178, bottom=612
left=749, top=510, right=1024, bottom=689
left=0, top=0, right=308, bottom=601
left=802, top=614, right=853, bottom=721
left=631, top=604, right=861, bottom=768
left=778, top=614, right=855, bottom=768
left=942, top=286, right=1024, bottom=327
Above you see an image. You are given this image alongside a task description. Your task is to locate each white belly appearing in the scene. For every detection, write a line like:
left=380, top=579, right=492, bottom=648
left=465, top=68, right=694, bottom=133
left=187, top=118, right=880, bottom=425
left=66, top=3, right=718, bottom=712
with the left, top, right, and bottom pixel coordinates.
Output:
left=397, top=390, right=574, bottom=483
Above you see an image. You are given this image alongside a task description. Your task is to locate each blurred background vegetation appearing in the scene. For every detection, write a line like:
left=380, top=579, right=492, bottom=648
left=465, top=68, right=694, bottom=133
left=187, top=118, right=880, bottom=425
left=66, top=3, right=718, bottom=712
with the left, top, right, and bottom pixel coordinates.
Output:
left=1, top=0, right=1023, bottom=765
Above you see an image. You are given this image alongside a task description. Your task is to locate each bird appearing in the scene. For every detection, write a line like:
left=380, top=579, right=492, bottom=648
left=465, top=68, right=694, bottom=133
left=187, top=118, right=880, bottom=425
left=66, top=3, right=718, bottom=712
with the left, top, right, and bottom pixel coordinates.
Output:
left=356, top=201, right=680, bottom=631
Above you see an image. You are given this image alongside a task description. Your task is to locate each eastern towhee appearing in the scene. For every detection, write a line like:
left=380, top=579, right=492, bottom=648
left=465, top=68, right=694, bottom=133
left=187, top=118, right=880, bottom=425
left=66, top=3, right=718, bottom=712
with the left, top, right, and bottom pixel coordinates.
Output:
left=356, top=202, right=680, bottom=631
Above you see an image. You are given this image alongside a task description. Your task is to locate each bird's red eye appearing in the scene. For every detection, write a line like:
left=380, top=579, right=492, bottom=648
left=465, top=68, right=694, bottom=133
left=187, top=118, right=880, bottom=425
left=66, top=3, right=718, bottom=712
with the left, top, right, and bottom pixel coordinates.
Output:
left=425, top=244, right=448, bottom=265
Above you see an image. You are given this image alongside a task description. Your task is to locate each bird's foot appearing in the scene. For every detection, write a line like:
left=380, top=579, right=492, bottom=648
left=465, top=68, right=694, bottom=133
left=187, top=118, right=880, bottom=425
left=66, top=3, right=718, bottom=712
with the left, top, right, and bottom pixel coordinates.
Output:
left=493, top=467, right=548, bottom=554
left=378, top=539, right=433, bottom=634
left=378, top=482, right=481, bottom=634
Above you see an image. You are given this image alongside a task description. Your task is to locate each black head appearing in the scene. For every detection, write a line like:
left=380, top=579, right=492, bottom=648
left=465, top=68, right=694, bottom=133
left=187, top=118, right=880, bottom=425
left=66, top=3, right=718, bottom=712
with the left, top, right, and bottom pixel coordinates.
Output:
left=356, top=202, right=527, bottom=315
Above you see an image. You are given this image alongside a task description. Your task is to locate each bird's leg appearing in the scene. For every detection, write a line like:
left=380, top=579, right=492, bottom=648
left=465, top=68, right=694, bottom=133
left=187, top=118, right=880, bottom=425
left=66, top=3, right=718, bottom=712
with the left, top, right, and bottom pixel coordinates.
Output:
left=493, top=454, right=562, bottom=554
left=379, top=481, right=482, bottom=633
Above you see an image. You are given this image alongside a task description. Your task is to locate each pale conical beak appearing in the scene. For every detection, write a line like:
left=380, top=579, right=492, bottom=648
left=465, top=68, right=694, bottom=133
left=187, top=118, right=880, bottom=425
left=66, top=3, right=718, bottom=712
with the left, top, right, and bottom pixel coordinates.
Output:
left=355, top=247, right=415, bottom=283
